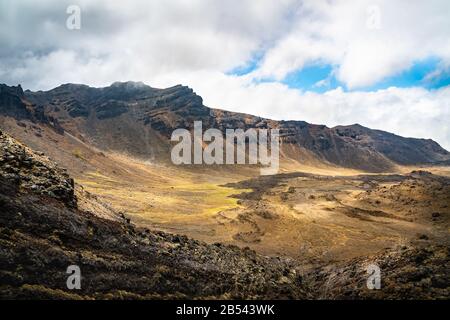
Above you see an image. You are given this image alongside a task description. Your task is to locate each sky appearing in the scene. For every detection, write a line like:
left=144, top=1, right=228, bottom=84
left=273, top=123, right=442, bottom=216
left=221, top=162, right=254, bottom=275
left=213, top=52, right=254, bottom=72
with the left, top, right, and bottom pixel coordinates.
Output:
left=0, top=0, right=449, bottom=149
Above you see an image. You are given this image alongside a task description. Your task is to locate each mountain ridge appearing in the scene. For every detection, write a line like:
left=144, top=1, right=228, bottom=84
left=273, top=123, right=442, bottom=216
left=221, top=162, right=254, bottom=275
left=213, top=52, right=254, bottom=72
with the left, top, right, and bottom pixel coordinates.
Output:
left=1, top=82, right=449, bottom=172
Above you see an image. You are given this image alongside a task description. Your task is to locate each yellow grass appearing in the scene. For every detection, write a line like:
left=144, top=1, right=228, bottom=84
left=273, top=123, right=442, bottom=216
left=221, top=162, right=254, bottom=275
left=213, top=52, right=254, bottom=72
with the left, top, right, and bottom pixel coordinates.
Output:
left=77, top=165, right=248, bottom=227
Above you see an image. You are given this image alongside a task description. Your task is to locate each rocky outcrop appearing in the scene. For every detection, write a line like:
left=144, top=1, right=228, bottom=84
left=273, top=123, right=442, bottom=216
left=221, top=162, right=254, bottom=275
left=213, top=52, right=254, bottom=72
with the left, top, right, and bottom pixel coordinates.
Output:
left=0, top=84, right=64, bottom=134
left=0, top=84, right=29, bottom=120
left=332, top=124, right=450, bottom=165
left=305, top=245, right=450, bottom=299
left=0, top=130, right=75, bottom=207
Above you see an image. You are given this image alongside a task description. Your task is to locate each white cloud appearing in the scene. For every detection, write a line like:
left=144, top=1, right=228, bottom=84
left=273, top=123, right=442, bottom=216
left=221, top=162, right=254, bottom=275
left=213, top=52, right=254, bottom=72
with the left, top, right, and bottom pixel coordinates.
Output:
left=252, top=0, right=450, bottom=88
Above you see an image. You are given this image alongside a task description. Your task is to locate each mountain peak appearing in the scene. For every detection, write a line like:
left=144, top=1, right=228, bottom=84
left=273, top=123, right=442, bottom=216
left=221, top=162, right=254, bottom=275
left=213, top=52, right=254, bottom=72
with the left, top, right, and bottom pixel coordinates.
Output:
left=0, top=83, right=24, bottom=98
left=110, top=81, right=150, bottom=90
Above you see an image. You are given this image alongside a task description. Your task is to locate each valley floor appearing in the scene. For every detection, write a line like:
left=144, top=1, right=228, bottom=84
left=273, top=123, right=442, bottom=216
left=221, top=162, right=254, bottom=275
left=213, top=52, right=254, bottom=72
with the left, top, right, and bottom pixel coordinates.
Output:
left=73, top=153, right=450, bottom=266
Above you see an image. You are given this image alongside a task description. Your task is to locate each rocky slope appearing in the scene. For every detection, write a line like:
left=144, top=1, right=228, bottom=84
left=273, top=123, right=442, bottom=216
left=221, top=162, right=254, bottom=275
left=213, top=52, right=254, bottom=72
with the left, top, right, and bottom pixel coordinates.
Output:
left=304, top=244, right=450, bottom=299
left=0, top=82, right=448, bottom=172
left=0, top=130, right=76, bottom=207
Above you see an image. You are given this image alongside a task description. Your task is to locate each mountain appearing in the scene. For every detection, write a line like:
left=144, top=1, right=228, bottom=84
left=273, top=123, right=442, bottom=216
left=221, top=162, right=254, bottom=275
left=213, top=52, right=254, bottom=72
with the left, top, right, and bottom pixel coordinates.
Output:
left=1, top=82, right=448, bottom=172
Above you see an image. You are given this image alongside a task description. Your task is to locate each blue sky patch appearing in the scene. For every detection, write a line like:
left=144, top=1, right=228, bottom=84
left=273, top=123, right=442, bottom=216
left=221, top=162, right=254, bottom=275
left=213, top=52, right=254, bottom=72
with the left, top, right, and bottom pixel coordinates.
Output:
left=281, top=63, right=338, bottom=93
left=227, top=52, right=263, bottom=76
left=357, top=57, right=448, bottom=91
left=230, top=55, right=450, bottom=92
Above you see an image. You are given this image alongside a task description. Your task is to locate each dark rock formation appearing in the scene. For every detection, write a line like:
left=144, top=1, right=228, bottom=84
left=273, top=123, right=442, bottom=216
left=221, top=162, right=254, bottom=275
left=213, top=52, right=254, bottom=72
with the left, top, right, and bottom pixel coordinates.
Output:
left=0, top=130, right=75, bottom=207
left=0, top=84, right=64, bottom=134
left=305, top=245, right=450, bottom=299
